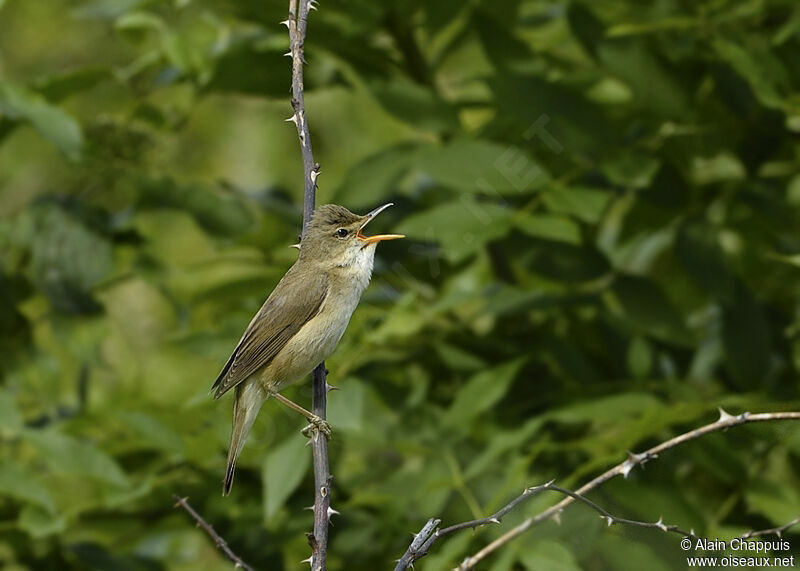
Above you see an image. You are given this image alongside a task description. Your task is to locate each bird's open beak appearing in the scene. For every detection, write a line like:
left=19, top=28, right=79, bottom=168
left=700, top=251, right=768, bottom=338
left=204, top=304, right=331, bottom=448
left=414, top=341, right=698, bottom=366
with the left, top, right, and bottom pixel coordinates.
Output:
left=357, top=203, right=405, bottom=244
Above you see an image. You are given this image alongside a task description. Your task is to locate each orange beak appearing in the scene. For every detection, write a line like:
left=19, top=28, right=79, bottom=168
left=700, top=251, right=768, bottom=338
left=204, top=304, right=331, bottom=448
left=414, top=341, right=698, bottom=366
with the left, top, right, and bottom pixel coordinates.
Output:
left=357, top=203, right=404, bottom=244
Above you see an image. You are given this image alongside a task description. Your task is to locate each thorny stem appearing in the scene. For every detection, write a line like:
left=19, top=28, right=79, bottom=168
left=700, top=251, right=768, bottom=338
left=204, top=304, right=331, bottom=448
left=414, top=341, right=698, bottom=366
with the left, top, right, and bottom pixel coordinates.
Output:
left=286, top=1, right=330, bottom=570
left=394, top=410, right=800, bottom=570
left=172, top=495, right=254, bottom=571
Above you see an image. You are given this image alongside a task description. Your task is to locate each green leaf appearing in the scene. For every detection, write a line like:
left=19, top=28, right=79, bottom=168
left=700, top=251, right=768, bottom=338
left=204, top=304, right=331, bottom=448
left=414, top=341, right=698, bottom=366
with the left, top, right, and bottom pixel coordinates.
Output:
left=0, top=390, right=22, bottom=434
left=675, top=220, right=734, bottom=301
left=117, top=411, right=184, bottom=455
left=23, top=428, right=129, bottom=488
left=601, top=153, right=661, bottom=189
left=369, top=80, right=458, bottom=132
left=0, top=463, right=55, bottom=513
left=395, top=197, right=514, bottom=263
left=415, top=138, right=549, bottom=195
left=542, top=186, right=611, bottom=224
left=627, top=336, right=653, bottom=379
left=262, top=436, right=311, bottom=522
left=519, top=539, right=582, bottom=571
left=29, top=205, right=112, bottom=313
left=722, top=282, right=770, bottom=388
left=18, top=505, right=66, bottom=538
left=0, top=81, right=83, bottom=160
left=515, top=213, right=581, bottom=244
left=435, top=343, right=487, bottom=371
left=335, top=144, right=418, bottom=209
left=442, top=358, right=525, bottom=428
left=35, top=67, right=111, bottom=102
left=598, top=40, right=689, bottom=117
left=136, top=177, right=255, bottom=237
left=327, top=378, right=365, bottom=432
left=713, top=37, right=794, bottom=112
left=550, top=392, right=662, bottom=424
left=611, top=275, right=691, bottom=345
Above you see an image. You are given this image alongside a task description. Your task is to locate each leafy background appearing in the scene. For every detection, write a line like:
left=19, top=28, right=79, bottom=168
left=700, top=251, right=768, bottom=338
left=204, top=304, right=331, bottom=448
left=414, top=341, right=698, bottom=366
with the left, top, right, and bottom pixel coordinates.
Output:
left=2, top=0, right=800, bottom=569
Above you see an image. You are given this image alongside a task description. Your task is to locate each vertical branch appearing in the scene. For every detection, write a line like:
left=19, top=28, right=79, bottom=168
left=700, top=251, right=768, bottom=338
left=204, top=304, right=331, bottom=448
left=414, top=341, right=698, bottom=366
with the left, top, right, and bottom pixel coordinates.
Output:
left=286, top=1, right=330, bottom=570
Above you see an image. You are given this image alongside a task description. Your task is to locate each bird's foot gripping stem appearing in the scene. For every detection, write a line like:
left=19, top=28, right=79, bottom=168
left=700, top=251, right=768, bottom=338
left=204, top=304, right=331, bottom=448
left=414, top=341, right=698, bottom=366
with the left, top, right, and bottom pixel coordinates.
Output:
left=301, top=415, right=332, bottom=438
left=269, top=390, right=332, bottom=439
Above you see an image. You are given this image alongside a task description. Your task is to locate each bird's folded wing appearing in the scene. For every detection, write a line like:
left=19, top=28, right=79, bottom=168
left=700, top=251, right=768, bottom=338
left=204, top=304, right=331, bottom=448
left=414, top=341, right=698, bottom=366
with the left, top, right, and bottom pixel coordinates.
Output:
left=211, top=268, right=328, bottom=399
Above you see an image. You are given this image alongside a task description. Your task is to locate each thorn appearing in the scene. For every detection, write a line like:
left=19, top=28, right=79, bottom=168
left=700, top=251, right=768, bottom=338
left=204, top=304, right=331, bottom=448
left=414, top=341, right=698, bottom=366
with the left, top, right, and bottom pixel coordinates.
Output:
left=304, top=505, right=315, bottom=511
left=301, top=556, right=313, bottom=565
left=655, top=517, right=668, bottom=531
left=327, top=506, right=340, bottom=520
left=285, top=114, right=298, bottom=124
left=284, top=51, right=292, bottom=57
left=280, top=19, right=291, bottom=28
left=310, top=168, right=321, bottom=184
left=290, top=243, right=301, bottom=249
left=717, top=407, right=735, bottom=423
left=488, top=517, right=500, bottom=524
left=308, top=0, right=318, bottom=11
left=553, top=511, right=562, bottom=525
left=690, top=528, right=696, bottom=537
left=544, top=478, right=556, bottom=486
left=603, top=515, right=614, bottom=526
left=621, top=451, right=648, bottom=478
left=326, top=383, right=339, bottom=392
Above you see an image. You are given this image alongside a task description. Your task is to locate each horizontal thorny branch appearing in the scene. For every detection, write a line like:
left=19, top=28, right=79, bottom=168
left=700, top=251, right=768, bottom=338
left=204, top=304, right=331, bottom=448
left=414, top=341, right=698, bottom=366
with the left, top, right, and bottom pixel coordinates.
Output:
left=394, top=409, right=800, bottom=570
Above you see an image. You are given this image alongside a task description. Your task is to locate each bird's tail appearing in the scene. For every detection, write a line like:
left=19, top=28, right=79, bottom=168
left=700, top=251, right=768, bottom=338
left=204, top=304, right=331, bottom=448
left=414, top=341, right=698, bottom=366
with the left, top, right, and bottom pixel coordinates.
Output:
left=223, top=381, right=268, bottom=496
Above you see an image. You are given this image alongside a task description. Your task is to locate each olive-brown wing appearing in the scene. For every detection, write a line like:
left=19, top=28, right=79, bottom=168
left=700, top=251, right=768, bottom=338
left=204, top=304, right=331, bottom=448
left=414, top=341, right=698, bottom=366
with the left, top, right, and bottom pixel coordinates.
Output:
left=211, top=267, right=328, bottom=399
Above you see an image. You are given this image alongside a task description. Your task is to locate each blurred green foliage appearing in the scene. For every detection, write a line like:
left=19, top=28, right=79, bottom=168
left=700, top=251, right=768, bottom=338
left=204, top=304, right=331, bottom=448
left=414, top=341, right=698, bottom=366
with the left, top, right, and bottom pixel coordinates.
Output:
left=1, top=0, right=800, bottom=569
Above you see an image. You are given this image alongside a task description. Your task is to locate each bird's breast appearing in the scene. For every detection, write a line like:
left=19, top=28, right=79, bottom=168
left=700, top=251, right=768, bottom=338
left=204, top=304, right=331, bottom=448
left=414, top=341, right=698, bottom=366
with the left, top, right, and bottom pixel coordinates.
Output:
left=259, top=280, right=364, bottom=390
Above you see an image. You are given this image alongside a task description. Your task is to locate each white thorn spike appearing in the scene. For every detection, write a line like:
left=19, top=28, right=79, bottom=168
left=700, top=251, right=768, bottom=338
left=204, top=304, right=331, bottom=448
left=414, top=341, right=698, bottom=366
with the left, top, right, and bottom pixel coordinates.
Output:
left=290, top=243, right=301, bottom=249
left=310, top=169, right=320, bottom=184
left=621, top=460, right=634, bottom=479
left=488, top=517, right=500, bottom=524
left=327, top=506, right=340, bottom=520
left=284, top=51, right=292, bottom=57
left=603, top=516, right=614, bottom=526
left=285, top=114, right=298, bottom=124
left=301, top=556, right=313, bottom=566
left=326, top=383, right=339, bottom=392
left=280, top=19, right=291, bottom=28
left=553, top=511, right=562, bottom=525
left=655, top=517, right=668, bottom=531
left=718, top=407, right=735, bottom=423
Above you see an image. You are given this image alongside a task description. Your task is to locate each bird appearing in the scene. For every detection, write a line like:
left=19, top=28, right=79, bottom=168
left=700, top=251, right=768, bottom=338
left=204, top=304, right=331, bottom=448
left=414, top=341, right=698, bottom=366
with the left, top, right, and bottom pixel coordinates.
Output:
left=212, top=203, right=403, bottom=495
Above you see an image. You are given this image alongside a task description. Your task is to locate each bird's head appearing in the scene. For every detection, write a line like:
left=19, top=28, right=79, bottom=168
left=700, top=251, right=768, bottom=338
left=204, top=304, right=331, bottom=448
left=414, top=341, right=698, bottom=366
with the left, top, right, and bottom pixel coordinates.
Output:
left=300, top=203, right=404, bottom=270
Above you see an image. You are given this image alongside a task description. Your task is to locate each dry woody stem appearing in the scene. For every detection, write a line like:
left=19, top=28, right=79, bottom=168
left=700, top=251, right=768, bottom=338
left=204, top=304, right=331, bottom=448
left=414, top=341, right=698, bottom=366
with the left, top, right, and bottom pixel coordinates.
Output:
left=287, top=1, right=330, bottom=570
left=395, top=409, right=800, bottom=570
left=172, top=495, right=254, bottom=571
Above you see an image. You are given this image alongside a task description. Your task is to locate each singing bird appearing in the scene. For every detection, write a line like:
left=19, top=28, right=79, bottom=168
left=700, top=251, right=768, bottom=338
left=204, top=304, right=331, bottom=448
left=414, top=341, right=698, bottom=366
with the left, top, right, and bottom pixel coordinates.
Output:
left=212, top=203, right=403, bottom=494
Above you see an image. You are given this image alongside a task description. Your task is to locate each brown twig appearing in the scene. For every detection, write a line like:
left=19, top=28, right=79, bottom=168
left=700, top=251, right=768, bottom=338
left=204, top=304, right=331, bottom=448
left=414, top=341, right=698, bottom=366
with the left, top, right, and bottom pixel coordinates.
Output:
left=457, top=409, right=800, bottom=569
left=740, top=517, right=800, bottom=540
left=393, top=409, right=800, bottom=570
left=172, top=495, right=254, bottom=571
left=286, top=2, right=330, bottom=570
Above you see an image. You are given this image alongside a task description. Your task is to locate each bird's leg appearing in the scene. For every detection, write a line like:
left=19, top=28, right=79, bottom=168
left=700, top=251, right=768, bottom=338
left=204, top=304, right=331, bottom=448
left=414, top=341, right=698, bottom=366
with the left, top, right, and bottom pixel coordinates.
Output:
left=268, top=391, right=332, bottom=437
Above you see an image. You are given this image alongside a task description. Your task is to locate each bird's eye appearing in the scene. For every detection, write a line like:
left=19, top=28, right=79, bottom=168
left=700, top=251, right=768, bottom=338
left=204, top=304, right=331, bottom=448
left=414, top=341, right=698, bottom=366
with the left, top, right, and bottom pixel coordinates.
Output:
left=336, top=228, right=349, bottom=238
